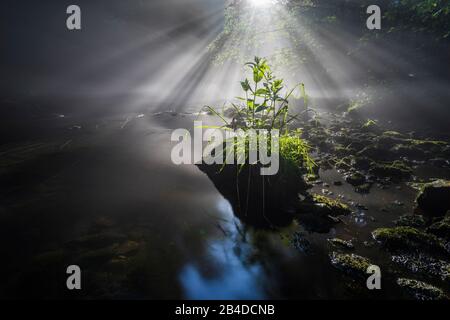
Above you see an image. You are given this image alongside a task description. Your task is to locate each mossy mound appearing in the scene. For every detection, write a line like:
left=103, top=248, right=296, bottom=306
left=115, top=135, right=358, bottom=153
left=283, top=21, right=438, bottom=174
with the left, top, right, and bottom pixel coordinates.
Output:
left=397, top=278, right=447, bottom=300
left=312, top=194, right=351, bottom=217
left=345, top=172, right=366, bottom=186
left=372, top=227, right=445, bottom=254
left=416, top=180, right=450, bottom=217
left=327, top=238, right=354, bottom=250
left=427, top=215, right=450, bottom=240
left=392, top=253, right=450, bottom=282
left=330, top=252, right=371, bottom=278
left=369, top=161, right=412, bottom=179
left=395, top=214, right=426, bottom=228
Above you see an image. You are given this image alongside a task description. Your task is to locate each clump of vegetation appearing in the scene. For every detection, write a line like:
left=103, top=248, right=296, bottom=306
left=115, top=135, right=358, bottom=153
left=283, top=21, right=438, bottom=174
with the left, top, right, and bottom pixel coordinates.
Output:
left=385, top=0, right=450, bottom=39
left=204, top=56, right=315, bottom=174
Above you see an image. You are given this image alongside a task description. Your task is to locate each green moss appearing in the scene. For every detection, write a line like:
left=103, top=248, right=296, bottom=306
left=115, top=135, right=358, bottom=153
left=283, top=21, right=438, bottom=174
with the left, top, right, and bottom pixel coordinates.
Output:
left=313, top=194, right=351, bottom=216
left=395, top=214, right=426, bottom=228
left=279, top=132, right=316, bottom=174
left=372, top=227, right=445, bottom=254
left=369, top=160, right=412, bottom=178
left=427, top=216, right=450, bottom=240
left=330, top=252, right=371, bottom=278
left=382, top=131, right=406, bottom=138
left=327, top=238, right=354, bottom=250
left=397, top=278, right=447, bottom=300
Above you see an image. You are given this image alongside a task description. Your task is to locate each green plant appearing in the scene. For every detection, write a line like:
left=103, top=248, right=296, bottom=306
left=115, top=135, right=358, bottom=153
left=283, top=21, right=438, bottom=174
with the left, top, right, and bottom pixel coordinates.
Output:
left=203, top=57, right=315, bottom=174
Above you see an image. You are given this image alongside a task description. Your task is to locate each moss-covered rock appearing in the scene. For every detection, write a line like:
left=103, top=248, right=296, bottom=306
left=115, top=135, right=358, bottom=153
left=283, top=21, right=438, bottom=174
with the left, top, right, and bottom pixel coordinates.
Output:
left=345, top=172, right=366, bottom=186
left=390, top=144, right=427, bottom=160
left=66, top=232, right=127, bottom=250
left=351, top=157, right=373, bottom=171
left=372, top=227, right=445, bottom=254
left=392, top=253, right=450, bottom=282
left=327, top=238, right=354, bottom=250
left=395, top=214, right=426, bottom=228
left=312, top=194, right=351, bottom=216
left=397, top=278, right=447, bottom=300
left=427, top=215, right=450, bottom=240
left=330, top=252, right=371, bottom=278
left=369, top=161, right=412, bottom=179
left=416, top=180, right=450, bottom=217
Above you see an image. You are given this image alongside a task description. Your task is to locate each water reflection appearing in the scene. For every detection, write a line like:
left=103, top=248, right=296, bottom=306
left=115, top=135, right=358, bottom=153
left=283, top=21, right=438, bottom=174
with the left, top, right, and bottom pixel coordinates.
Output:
left=179, top=198, right=266, bottom=300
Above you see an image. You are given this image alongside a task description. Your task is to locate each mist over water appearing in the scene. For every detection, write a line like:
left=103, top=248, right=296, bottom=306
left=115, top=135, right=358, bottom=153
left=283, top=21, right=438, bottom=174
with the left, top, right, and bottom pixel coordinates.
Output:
left=0, top=0, right=449, bottom=300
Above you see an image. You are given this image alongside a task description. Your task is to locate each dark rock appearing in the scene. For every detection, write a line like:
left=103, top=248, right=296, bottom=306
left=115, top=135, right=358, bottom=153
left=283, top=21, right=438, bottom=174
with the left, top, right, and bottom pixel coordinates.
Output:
left=416, top=179, right=450, bottom=217
left=369, top=161, right=412, bottom=179
left=355, top=183, right=372, bottom=194
left=427, top=215, right=450, bottom=240
left=345, top=172, right=366, bottom=186
left=395, top=214, right=426, bottom=228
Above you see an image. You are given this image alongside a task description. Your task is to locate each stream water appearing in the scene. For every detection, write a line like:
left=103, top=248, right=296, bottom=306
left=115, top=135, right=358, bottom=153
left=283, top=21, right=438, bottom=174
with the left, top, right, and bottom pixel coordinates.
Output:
left=2, top=110, right=448, bottom=299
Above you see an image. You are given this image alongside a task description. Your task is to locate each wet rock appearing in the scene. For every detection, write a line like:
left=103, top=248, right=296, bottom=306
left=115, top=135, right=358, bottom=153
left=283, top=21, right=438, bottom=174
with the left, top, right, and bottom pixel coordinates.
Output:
left=291, top=232, right=311, bottom=254
left=369, top=161, right=412, bottom=179
left=395, top=214, right=426, bottom=228
left=198, top=161, right=309, bottom=228
left=330, top=252, right=371, bottom=278
left=116, top=240, right=141, bottom=256
left=345, top=172, right=366, bottom=186
left=66, top=232, right=127, bottom=250
left=429, top=158, right=449, bottom=168
left=416, top=179, right=450, bottom=217
left=393, top=200, right=404, bottom=206
left=333, top=181, right=343, bottom=186
left=392, top=253, right=450, bottom=282
left=355, top=183, right=372, bottom=194
left=427, top=215, right=450, bottom=240
left=77, top=245, right=119, bottom=265
left=358, top=145, right=390, bottom=161
left=351, top=157, right=372, bottom=171
left=397, top=278, right=447, bottom=300
left=327, top=238, right=354, bottom=250
left=372, top=227, right=446, bottom=255
left=390, top=144, right=426, bottom=160
left=310, top=194, right=351, bottom=217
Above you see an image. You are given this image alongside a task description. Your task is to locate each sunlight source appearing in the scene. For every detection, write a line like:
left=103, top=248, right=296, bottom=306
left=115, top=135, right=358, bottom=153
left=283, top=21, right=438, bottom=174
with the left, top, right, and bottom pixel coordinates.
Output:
left=249, top=0, right=273, bottom=8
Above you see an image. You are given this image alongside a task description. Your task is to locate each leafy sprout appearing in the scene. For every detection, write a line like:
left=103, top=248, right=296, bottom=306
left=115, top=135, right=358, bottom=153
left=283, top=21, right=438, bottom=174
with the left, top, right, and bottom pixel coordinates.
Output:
left=202, top=56, right=316, bottom=174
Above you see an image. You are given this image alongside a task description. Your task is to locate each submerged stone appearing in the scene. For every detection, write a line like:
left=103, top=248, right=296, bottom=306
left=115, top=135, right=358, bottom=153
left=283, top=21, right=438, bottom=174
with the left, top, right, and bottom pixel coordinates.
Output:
left=397, top=278, right=447, bottom=300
